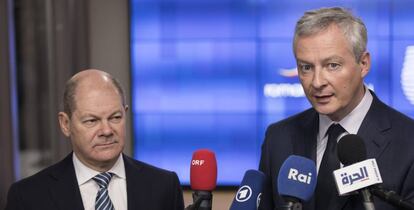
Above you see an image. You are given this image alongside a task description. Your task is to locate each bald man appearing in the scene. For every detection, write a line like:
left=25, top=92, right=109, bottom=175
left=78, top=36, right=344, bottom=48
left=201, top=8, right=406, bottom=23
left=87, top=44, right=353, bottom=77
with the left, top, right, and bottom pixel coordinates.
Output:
left=5, top=70, right=184, bottom=210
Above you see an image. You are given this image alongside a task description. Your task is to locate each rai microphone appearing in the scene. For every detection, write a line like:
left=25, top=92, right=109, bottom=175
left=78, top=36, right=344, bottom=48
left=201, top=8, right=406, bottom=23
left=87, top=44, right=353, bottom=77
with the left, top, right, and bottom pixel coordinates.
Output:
left=229, top=170, right=265, bottom=210
left=185, top=149, right=217, bottom=210
left=334, top=134, right=414, bottom=210
left=277, top=155, right=317, bottom=210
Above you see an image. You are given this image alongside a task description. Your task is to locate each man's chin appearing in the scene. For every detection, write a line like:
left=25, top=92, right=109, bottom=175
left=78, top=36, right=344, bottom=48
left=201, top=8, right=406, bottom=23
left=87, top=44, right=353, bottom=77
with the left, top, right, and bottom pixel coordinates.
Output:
left=313, top=105, right=336, bottom=116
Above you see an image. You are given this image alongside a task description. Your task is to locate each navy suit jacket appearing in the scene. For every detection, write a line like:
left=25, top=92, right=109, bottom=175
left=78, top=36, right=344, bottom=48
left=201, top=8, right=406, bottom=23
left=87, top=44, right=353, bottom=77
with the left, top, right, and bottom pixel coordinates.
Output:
left=259, top=92, right=414, bottom=210
left=5, top=153, right=184, bottom=210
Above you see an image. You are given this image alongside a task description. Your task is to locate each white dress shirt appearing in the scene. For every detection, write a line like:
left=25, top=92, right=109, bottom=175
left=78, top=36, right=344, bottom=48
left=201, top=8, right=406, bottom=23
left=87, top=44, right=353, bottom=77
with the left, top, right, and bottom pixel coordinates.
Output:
left=73, top=153, right=128, bottom=210
left=316, top=87, right=373, bottom=171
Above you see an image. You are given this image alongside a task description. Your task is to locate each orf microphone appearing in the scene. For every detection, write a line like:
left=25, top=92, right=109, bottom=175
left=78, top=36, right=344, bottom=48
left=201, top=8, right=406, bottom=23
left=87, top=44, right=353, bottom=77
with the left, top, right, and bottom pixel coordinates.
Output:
left=277, top=155, right=317, bottom=210
left=229, top=170, right=265, bottom=210
left=186, top=149, right=217, bottom=210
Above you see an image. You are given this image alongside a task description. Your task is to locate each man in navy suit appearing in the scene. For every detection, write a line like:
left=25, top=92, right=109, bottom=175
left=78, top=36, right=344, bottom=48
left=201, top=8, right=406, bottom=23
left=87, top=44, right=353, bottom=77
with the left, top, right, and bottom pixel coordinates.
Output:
left=5, top=69, right=184, bottom=210
left=259, top=7, right=414, bottom=210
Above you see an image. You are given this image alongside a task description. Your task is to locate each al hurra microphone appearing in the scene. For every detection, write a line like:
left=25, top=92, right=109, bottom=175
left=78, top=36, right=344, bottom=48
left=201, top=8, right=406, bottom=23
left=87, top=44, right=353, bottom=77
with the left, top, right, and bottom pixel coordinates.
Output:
left=185, top=149, right=217, bottom=210
left=277, top=155, right=317, bottom=210
left=335, top=134, right=414, bottom=210
left=229, top=170, right=265, bottom=210
left=334, top=134, right=379, bottom=210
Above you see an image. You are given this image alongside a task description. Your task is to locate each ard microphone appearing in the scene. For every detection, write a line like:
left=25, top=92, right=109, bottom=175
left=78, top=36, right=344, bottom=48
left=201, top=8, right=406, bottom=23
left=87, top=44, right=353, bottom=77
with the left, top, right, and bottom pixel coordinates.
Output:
left=277, top=155, right=317, bottom=210
left=186, top=149, right=217, bottom=210
left=336, top=134, right=414, bottom=210
left=229, top=170, right=265, bottom=210
left=335, top=134, right=378, bottom=210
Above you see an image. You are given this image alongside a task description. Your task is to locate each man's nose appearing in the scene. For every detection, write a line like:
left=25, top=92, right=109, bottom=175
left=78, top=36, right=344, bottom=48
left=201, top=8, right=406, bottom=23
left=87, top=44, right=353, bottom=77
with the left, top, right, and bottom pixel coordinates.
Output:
left=311, top=68, right=327, bottom=89
left=99, top=121, right=113, bottom=136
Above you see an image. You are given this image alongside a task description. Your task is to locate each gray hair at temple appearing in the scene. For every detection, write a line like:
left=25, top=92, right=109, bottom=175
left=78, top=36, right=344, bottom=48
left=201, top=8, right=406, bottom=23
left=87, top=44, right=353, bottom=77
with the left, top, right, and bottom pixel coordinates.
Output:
left=293, top=7, right=368, bottom=62
left=62, top=72, right=126, bottom=118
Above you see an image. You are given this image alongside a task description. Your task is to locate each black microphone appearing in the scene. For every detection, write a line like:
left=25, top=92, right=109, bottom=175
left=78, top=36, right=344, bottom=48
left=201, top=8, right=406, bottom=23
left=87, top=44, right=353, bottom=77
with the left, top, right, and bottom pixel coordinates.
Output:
left=337, top=134, right=375, bottom=210
left=337, top=134, right=414, bottom=210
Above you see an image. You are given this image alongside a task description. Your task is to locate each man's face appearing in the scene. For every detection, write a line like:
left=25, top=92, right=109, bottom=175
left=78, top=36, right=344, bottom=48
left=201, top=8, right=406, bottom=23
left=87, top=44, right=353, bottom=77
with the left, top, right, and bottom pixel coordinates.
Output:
left=294, top=24, right=370, bottom=121
left=59, top=81, right=127, bottom=171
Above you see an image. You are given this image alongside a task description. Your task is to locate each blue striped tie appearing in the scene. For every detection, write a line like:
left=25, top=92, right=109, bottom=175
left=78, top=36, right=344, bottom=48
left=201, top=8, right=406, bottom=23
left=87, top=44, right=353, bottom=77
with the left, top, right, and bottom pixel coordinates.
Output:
left=93, top=172, right=115, bottom=210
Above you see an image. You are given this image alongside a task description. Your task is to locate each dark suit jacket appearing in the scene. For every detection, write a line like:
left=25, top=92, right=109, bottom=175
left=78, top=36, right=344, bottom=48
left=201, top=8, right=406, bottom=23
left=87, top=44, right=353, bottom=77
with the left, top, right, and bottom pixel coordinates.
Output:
left=259, top=93, right=414, bottom=210
left=5, top=153, right=184, bottom=210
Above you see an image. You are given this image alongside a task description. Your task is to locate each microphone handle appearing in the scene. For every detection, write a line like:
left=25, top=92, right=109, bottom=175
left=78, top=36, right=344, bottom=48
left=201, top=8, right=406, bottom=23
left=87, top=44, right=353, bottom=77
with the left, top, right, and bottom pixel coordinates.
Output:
left=277, top=197, right=302, bottom=210
left=371, top=187, right=414, bottom=210
left=361, top=189, right=376, bottom=210
left=192, top=191, right=212, bottom=210
left=277, top=202, right=302, bottom=210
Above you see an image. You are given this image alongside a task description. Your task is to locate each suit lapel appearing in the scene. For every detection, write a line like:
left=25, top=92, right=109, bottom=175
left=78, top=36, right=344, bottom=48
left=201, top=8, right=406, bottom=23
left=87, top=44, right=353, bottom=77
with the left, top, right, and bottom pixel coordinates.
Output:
left=357, top=93, right=391, bottom=160
left=292, top=109, right=318, bottom=161
left=292, top=109, right=318, bottom=210
left=337, top=92, right=391, bottom=210
left=124, top=155, right=145, bottom=210
left=48, top=153, right=84, bottom=210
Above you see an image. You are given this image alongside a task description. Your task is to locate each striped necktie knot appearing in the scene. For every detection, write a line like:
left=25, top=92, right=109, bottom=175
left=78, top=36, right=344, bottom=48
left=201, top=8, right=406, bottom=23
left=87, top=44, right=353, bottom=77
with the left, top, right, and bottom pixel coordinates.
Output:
left=93, top=172, right=113, bottom=189
left=93, top=172, right=115, bottom=210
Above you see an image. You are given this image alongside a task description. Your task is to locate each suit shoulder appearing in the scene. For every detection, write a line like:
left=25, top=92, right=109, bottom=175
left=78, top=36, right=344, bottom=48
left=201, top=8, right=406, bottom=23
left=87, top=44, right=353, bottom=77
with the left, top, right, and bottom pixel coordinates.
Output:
left=124, top=155, right=178, bottom=178
left=266, top=108, right=316, bottom=131
left=10, top=162, right=59, bottom=188
left=386, top=105, right=414, bottom=125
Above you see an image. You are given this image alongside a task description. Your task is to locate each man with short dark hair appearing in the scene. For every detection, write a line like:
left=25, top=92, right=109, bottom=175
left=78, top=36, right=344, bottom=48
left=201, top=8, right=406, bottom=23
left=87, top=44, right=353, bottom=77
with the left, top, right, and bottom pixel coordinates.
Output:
left=6, top=69, right=184, bottom=210
left=259, top=7, right=414, bottom=210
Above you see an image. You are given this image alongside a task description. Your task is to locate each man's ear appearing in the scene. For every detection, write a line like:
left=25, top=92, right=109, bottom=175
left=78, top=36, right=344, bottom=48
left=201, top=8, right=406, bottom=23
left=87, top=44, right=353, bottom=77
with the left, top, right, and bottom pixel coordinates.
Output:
left=58, top=112, right=71, bottom=137
left=124, top=105, right=129, bottom=113
left=359, top=51, right=371, bottom=78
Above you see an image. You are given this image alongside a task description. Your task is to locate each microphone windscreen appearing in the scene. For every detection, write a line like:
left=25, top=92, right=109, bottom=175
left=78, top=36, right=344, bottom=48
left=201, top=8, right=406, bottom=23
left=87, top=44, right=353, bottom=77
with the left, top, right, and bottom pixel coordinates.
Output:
left=190, top=149, right=217, bottom=191
left=277, top=155, right=317, bottom=201
left=229, top=170, right=265, bottom=210
left=337, top=134, right=367, bottom=165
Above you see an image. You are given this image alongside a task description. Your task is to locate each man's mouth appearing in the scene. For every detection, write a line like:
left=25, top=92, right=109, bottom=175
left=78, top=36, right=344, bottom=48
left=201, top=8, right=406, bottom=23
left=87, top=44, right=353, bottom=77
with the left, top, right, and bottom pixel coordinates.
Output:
left=95, top=141, right=116, bottom=147
left=313, top=93, right=334, bottom=103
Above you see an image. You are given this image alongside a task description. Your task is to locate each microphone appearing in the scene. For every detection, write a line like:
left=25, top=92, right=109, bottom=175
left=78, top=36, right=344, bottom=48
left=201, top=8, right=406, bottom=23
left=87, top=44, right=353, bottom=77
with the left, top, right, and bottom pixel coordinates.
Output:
left=335, top=134, right=414, bottom=210
left=229, top=170, right=265, bottom=210
left=185, top=149, right=217, bottom=210
left=277, top=155, right=317, bottom=210
left=334, top=134, right=378, bottom=210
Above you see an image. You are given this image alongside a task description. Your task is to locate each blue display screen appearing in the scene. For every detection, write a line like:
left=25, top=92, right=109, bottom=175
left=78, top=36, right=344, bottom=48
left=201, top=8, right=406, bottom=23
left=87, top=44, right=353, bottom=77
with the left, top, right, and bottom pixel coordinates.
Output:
left=130, top=0, right=414, bottom=185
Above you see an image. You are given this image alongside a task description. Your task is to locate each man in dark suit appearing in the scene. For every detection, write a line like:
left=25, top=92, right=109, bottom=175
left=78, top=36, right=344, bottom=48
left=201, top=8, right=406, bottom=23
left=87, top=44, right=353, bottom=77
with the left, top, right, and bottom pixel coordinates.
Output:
left=259, top=7, right=414, bottom=210
left=5, top=69, right=184, bottom=210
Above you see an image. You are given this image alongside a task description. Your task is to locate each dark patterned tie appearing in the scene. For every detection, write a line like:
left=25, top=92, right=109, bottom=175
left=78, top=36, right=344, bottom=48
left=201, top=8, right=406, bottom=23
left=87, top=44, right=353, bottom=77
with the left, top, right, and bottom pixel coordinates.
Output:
left=93, top=172, right=115, bottom=210
left=315, top=123, right=346, bottom=210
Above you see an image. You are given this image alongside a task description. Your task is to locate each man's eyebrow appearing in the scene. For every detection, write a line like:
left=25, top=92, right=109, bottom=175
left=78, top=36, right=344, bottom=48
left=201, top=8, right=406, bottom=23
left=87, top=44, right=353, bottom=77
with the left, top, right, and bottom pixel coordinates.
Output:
left=80, top=113, right=99, bottom=119
left=109, top=111, right=123, bottom=116
left=296, top=59, right=312, bottom=64
left=322, top=56, right=344, bottom=63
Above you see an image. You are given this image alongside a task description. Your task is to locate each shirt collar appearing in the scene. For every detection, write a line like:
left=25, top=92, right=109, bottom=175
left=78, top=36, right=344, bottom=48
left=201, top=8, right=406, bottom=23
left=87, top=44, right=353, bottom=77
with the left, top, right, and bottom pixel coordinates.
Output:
left=318, top=86, right=373, bottom=138
left=73, top=153, right=126, bottom=186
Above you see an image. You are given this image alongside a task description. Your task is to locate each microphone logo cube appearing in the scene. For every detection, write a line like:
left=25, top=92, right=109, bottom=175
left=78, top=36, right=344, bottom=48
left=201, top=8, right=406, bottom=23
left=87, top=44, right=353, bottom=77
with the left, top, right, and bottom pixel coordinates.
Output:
left=235, top=185, right=252, bottom=202
left=333, top=158, right=383, bottom=195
